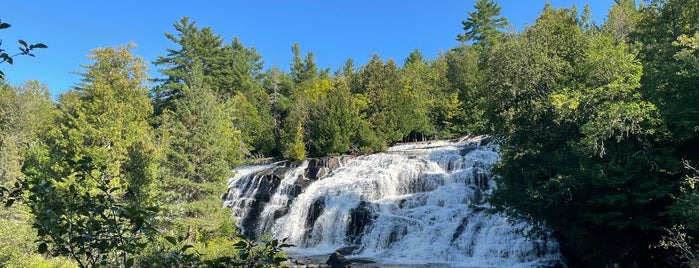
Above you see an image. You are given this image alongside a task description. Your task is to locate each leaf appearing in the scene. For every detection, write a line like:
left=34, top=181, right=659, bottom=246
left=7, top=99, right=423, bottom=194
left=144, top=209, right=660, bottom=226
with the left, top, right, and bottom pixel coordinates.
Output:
left=126, top=258, right=134, bottom=268
left=164, top=236, right=177, bottom=245
left=18, top=39, right=28, bottom=47
left=0, top=23, right=10, bottom=29
left=34, top=43, right=48, bottom=49
left=180, top=244, right=194, bottom=252
left=239, top=250, right=249, bottom=260
left=274, top=256, right=288, bottom=263
left=233, top=240, right=248, bottom=248
left=38, top=242, right=48, bottom=254
left=145, top=206, right=159, bottom=212
left=5, top=198, right=15, bottom=207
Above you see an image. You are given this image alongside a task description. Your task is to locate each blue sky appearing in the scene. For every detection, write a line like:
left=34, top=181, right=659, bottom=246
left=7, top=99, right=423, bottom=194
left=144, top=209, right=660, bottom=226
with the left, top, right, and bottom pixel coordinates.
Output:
left=1, top=1, right=614, bottom=97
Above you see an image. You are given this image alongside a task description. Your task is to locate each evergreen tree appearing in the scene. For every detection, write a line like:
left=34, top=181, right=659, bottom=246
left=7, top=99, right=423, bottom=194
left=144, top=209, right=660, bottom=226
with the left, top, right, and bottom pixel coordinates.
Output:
left=152, top=17, right=228, bottom=113
left=290, top=43, right=318, bottom=84
left=262, top=66, right=294, bottom=152
left=456, top=0, right=509, bottom=48
left=602, top=0, right=640, bottom=44
left=23, top=44, right=158, bottom=267
left=399, top=49, right=434, bottom=140
left=442, top=46, right=485, bottom=134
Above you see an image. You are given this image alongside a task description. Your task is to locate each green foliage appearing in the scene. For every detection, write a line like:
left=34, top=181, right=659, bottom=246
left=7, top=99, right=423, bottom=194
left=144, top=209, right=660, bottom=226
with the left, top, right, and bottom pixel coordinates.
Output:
left=486, top=5, right=669, bottom=266
left=8, top=4, right=699, bottom=267
left=636, top=0, right=699, bottom=143
left=283, top=122, right=306, bottom=160
left=23, top=44, right=158, bottom=268
left=456, top=0, right=509, bottom=48
left=602, top=0, right=640, bottom=44
left=352, top=55, right=426, bottom=143
left=442, top=46, right=486, bottom=135
left=0, top=204, right=77, bottom=268
left=152, top=17, right=228, bottom=113
left=308, top=78, right=357, bottom=155
left=139, top=233, right=290, bottom=268
left=290, top=43, right=319, bottom=84
left=154, top=17, right=275, bottom=157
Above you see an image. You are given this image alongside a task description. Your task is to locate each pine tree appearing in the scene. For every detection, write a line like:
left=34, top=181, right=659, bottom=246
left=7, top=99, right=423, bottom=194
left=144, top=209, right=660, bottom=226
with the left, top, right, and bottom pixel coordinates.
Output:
left=152, top=16, right=228, bottom=113
left=456, top=0, right=509, bottom=48
left=24, top=44, right=158, bottom=267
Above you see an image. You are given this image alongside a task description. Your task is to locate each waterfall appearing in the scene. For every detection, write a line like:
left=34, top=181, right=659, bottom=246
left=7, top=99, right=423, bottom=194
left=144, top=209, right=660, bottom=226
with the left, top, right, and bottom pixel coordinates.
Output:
left=223, top=136, right=563, bottom=267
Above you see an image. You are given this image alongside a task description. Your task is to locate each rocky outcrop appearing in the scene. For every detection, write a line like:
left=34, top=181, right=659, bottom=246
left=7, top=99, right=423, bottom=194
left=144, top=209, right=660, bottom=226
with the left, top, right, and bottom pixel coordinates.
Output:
left=326, top=252, right=351, bottom=268
left=346, top=201, right=375, bottom=244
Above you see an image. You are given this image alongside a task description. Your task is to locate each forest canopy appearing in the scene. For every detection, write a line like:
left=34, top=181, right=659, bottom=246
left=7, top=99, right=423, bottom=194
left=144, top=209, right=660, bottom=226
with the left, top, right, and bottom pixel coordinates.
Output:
left=1, top=0, right=699, bottom=267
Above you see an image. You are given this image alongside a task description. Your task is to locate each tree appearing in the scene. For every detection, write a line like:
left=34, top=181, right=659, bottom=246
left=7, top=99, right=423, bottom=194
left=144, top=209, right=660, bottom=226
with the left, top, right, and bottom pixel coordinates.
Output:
left=602, top=0, right=640, bottom=44
left=486, top=6, right=666, bottom=266
left=290, top=43, right=318, bottom=84
left=353, top=54, right=422, bottom=144
left=0, top=19, right=47, bottom=80
left=224, top=39, right=276, bottom=156
left=634, top=1, right=699, bottom=264
left=23, top=44, right=158, bottom=267
left=154, top=17, right=275, bottom=156
left=152, top=16, right=228, bottom=113
left=158, top=60, right=244, bottom=214
left=442, top=46, right=485, bottom=134
left=262, top=66, right=294, bottom=152
left=0, top=81, right=54, bottom=188
left=456, top=0, right=509, bottom=48
left=399, top=49, right=434, bottom=139
left=636, top=0, right=699, bottom=143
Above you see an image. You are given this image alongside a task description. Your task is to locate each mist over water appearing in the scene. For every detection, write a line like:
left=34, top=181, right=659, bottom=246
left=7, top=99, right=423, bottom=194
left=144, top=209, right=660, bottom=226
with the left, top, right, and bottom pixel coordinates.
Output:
left=224, top=137, right=562, bottom=267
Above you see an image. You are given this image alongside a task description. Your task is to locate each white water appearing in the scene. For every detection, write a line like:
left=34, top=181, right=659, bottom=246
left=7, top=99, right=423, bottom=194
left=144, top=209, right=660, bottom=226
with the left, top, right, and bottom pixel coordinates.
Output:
left=224, top=137, right=562, bottom=267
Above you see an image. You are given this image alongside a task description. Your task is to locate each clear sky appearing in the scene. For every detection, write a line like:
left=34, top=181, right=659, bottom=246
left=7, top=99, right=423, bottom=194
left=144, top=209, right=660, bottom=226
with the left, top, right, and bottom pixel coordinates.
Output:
left=1, top=1, right=615, bottom=97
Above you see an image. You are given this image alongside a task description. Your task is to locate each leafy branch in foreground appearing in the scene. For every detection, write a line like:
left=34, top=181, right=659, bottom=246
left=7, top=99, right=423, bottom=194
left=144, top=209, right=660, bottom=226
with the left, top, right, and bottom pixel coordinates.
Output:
left=0, top=19, right=47, bottom=80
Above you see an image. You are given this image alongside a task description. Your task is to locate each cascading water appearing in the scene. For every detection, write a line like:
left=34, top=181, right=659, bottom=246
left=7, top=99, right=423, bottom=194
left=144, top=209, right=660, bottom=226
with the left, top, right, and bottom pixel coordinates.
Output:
left=223, top=136, right=563, bottom=267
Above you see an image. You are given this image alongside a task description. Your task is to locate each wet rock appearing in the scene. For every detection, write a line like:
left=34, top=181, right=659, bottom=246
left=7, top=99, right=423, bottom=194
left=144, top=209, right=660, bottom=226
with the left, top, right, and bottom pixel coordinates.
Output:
left=346, top=201, right=374, bottom=244
left=460, top=143, right=479, bottom=156
left=326, top=252, right=351, bottom=268
left=336, top=246, right=358, bottom=255
left=306, top=197, right=326, bottom=228
left=240, top=172, right=284, bottom=238
left=451, top=217, right=469, bottom=244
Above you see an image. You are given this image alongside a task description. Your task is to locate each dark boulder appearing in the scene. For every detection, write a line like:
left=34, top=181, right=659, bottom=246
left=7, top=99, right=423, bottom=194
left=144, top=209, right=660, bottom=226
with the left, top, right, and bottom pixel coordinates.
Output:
left=335, top=246, right=358, bottom=255
left=326, top=251, right=351, bottom=268
left=346, top=201, right=374, bottom=244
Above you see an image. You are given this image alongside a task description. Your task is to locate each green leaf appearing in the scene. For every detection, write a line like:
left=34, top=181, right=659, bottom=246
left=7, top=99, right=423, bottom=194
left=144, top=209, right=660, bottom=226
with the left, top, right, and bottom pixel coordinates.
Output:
left=0, top=23, right=10, bottom=29
left=126, top=258, right=134, bottom=268
left=145, top=206, right=159, bottom=212
left=38, top=242, right=48, bottom=254
left=164, top=236, right=177, bottom=245
left=18, top=39, right=28, bottom=47
left=233, top=240, right=248, bottom=248
left=239, top=250, right=249, bottom=260
left=32, top=43, right=48, bottom=49
left=5, top=198, right=15, bottom=207
left=180, top=244, right=193, bottom=252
